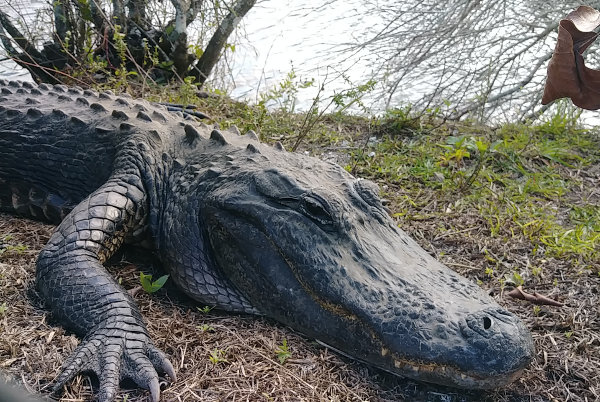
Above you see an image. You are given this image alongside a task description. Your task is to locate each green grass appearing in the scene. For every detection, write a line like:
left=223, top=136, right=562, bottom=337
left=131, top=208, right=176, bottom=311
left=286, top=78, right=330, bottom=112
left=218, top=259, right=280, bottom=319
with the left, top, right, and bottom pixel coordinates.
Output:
left=346, top=113, right=600, bottom=267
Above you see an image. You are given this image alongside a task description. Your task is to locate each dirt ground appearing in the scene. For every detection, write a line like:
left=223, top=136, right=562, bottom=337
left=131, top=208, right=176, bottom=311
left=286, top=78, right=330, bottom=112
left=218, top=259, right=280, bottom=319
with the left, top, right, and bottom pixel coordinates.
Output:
left=0, top=204, right=598, bottom=402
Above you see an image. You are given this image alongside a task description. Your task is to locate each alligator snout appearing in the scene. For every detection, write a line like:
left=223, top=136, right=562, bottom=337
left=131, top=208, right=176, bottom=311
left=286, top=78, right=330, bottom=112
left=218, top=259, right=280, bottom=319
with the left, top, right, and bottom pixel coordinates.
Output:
left=203, top=166, right=534, bottom=390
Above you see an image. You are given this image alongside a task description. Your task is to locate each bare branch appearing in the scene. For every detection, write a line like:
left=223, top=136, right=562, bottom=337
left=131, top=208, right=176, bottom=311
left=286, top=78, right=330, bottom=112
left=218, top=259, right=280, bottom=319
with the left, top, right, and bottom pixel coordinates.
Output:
left=191, top=0, right=256, bottom=85
left=0, top=9, right=43, bottom=60
left=337, top=0, right=591, bottom=121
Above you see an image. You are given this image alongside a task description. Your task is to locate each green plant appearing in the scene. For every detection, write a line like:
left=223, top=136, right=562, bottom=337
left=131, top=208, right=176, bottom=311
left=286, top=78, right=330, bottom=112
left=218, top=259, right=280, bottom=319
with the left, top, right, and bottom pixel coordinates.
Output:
left=504, top=272, right=525, bottom=287
left=275, top=339, right=292, bottom=364
left=208, top=349, right=228, bottom=364
left=139, top=273, right=169, bottom=293
left=0, top=235, right=27, bottom=257
left=376, top=105, right=422, bottom=136
left=197, top=324, right=215, bottom=333
left=245, top=67, right=375, bottom=151
left=197, top=306, right=214, bottom=314
left=258, top=69, right=313, bottom=115
left=536, top=101, right=583, bottom=137
left=109, top=25, right=138, bottom=91
left=0, top=302, right=7, bottom=315
left=531, top=266, right=543, bottom=277
left=290, top=74, right=375, bottom=151
left=178, top=76, right=199, bottom=106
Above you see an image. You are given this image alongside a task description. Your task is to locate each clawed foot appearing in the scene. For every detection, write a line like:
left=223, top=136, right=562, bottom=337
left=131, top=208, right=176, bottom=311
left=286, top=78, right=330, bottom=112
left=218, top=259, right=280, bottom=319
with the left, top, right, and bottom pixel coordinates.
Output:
left=52, top=328, right=176, bottom=402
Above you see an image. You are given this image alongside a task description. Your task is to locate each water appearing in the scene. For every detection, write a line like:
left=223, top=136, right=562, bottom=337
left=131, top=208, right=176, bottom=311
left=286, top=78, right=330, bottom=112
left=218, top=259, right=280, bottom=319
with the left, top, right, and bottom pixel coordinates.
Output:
left=2, top=1, right=597, bottom=123
left=0, top=0, right=382, bottom=111
left=225, top=0, right=383, bottom=110
left=0, top=0, right=46, bottom=82
left=0, top=59, right=30, bottom=81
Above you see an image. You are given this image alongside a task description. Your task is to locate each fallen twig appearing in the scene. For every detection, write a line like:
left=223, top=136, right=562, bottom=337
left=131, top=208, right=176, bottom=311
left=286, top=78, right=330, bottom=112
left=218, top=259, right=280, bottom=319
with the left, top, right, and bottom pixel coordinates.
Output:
left=507, top=286, right=564, bottom=307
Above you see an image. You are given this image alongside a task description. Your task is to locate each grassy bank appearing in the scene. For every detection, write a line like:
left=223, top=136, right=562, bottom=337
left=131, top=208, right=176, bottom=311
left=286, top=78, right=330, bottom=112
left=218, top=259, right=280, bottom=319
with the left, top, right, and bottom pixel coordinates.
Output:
left=1, top=84, right=599, bottom=401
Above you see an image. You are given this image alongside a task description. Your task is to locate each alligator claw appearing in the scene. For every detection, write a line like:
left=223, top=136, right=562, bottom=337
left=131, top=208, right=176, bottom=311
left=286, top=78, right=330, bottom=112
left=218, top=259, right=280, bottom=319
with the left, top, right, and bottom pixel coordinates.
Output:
left=53, top=329, right=175, bottom=402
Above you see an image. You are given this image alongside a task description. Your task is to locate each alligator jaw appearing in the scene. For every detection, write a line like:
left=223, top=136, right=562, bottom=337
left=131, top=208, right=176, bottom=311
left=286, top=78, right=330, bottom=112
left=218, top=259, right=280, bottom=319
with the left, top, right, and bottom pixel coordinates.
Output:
left=317, top=340, right=528, bottom=389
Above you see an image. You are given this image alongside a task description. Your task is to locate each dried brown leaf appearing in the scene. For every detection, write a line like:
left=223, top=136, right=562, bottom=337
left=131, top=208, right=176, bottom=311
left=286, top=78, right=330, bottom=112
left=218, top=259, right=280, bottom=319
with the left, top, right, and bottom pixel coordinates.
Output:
left=542, top=6, right=600, bottom=109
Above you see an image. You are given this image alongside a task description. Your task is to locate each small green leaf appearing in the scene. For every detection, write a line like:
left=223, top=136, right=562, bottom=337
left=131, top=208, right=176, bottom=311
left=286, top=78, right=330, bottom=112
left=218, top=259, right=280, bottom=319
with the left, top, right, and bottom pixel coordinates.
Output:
left=152, top=274, right=169, bottom=290
left=197, top=305, right=214, bottom=314
left=140, top=273, right=169, bottom=293
left=140, top=272, right=153, bottom=291
left=209, top=349, right=228, bottom=364
left=276, top=339, right=292, bottom=364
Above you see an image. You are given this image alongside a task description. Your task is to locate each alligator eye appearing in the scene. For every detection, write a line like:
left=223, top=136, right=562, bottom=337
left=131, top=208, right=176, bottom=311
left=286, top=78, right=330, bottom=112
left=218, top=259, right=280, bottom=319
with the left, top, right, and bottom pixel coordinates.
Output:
left=300, top=196, right=333, bottom=226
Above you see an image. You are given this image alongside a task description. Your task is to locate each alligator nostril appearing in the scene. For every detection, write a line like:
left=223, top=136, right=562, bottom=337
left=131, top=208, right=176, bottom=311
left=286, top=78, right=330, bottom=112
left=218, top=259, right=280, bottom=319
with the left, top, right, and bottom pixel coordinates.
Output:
left=483, top=316, right=492, bottom=330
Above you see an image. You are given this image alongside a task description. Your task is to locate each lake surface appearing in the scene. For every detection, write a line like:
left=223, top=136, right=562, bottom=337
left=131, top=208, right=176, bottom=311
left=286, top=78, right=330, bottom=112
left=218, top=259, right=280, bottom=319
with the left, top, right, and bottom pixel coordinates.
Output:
left=0, top=0, right=384, bottom=111
left=3, top=1, right=597, bottom=124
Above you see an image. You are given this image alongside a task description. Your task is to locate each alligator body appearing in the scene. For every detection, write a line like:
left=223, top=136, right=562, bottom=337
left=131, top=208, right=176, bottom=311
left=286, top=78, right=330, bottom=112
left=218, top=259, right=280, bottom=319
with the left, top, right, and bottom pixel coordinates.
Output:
left=0, top=80, right=534, bottom=401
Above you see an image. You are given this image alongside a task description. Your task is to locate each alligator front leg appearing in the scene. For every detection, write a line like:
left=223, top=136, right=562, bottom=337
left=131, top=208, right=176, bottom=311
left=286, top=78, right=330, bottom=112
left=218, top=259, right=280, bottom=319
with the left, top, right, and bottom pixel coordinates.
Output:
left=36, top=177, right=175, bottom=402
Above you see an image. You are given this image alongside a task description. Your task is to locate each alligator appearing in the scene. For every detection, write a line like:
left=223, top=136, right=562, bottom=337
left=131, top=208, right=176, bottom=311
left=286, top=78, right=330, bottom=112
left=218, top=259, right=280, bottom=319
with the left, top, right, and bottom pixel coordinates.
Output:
left=0, top=80, right=535, bottom=401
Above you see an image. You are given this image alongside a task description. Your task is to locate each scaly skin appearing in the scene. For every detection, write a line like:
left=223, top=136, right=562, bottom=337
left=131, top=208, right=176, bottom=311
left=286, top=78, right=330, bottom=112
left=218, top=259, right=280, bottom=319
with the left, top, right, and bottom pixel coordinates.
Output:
left=0, top=80, right=535, bottom=401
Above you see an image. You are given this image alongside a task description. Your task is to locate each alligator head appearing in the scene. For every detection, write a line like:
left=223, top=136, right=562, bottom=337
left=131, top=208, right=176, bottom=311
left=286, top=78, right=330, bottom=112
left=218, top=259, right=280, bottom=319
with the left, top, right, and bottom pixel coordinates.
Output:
left=168, top=133, right=534, bottom=389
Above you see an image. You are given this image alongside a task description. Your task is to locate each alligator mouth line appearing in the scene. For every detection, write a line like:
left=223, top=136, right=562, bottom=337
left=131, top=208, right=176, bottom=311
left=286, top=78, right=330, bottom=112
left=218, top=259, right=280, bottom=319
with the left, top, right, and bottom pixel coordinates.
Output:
left=316, top=340, right=524, bottom=390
